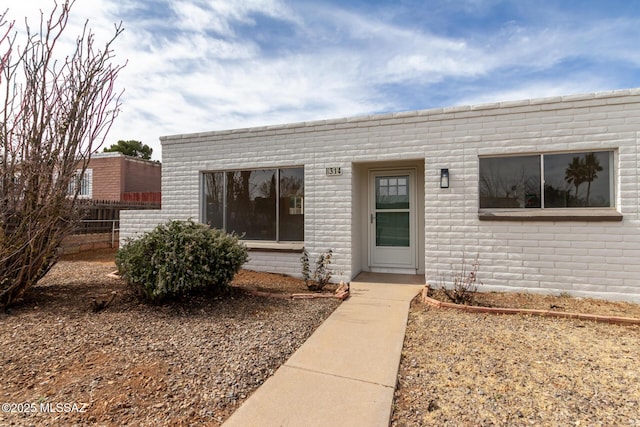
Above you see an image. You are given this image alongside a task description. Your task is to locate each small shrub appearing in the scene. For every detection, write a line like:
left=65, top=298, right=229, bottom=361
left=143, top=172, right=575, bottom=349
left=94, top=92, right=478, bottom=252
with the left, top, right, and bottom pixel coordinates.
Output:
left=300, top=248, right=333, bottom=291
left=301, top=249, right=311, bottom=287
left=439, top=254, right=481, bottom=305
left=116, top=219, right=248, bottom=302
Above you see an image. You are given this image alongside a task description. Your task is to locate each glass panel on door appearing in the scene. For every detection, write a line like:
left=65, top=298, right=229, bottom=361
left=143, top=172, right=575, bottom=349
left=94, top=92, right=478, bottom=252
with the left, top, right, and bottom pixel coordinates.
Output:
left=375, top=175, right=410, bottom=247
left=376, top=176, right=409, bottom=209
left=376, top=212, right=410, bottom=246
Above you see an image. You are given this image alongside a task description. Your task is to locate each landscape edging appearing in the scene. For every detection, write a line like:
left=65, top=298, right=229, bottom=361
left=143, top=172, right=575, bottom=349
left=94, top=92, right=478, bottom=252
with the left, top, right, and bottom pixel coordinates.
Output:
left=420, top=286, right=640, bottom=326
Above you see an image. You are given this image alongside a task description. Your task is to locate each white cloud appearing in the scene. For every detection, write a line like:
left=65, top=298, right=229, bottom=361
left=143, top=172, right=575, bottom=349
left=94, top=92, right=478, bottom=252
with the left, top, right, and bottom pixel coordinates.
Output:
left=456, top=78, right=615, bottom=107
left=170, top=0, right=300, bottom=35
left=4, top=1, right=639, bottom=159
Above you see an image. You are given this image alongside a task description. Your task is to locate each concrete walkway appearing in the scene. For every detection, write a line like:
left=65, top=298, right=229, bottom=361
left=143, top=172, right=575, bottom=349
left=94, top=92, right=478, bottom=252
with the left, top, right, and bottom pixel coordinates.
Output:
left=222, top=273, right=424, bottom=427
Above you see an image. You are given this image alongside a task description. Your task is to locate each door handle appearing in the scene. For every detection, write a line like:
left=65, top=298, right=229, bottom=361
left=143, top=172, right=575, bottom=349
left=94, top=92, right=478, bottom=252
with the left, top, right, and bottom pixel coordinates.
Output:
left=370, top=213, right=375, bottom=224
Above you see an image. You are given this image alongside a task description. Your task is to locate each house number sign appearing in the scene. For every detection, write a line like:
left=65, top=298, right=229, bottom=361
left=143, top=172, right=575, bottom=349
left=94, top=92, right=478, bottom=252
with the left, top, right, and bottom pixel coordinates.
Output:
left=326, top=167, right=342, bottom=176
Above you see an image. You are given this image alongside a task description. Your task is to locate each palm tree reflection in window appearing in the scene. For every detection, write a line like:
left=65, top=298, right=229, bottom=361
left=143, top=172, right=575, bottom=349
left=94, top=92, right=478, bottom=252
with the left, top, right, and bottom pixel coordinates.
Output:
left=583, top=153, right=604, bottom=206
left=563, top=153, right=604, bottom=207
left=481, top=151, right=612, bottom=209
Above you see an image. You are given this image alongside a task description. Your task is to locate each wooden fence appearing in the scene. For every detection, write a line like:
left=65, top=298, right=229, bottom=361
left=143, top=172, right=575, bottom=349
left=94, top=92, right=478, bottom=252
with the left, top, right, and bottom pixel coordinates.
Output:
left=122, top=192, right=161, bottom=203
left=75, top=198, right=160, bottom=234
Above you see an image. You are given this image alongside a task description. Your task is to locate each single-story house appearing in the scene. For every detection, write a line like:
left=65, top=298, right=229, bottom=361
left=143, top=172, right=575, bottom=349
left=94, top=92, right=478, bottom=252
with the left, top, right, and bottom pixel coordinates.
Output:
left=120, top=88, right=640, bottom=302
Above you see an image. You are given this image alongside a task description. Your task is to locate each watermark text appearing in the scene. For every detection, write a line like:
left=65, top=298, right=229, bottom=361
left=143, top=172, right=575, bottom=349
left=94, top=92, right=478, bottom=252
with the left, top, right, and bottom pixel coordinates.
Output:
left=2, top=402, right=89, bottom=414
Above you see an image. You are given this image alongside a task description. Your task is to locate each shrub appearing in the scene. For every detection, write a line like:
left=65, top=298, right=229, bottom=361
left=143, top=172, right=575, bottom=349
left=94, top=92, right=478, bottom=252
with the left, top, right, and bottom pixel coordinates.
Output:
left=439, top=253, right=481, bottom=305
left=300, top=248, right=333, bottom=291
left=116, top=220, right=248, bottom=302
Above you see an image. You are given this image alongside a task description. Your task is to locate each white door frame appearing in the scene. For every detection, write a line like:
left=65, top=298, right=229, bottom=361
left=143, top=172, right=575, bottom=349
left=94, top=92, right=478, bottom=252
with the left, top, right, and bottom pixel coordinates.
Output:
left=368, top=168, right=418, bottom=273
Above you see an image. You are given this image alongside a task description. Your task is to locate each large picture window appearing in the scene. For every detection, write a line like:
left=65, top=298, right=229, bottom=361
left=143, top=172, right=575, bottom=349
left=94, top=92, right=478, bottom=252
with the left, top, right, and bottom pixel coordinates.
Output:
left=479, top=151, right=614, bottom=209
left=203, top=167, right=304, bottom=241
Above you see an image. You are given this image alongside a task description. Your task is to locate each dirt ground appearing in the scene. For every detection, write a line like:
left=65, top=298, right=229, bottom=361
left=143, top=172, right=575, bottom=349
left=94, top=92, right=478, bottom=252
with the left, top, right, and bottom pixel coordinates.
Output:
left=0, top=249, right=340, bottom=426
left=3, top=249, right=640, bottom=426
left=392, top=292, right=640, bottom=426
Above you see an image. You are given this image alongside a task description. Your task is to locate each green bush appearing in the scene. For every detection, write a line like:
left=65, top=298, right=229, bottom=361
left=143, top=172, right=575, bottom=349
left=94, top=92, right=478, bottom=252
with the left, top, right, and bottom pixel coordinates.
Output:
left=116, top=220, right=248, bottom=302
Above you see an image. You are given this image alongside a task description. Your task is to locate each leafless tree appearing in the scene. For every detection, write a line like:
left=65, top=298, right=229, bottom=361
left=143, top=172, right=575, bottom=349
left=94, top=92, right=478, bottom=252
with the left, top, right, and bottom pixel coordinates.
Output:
left=0, top=1, right=125, bottom=308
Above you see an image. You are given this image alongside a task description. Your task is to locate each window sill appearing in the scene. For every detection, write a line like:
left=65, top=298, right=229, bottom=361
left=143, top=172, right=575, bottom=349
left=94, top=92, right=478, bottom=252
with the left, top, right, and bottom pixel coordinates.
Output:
left=242, top=241, right=305, bottom=253
left=478, top=209, right=623, bottom=222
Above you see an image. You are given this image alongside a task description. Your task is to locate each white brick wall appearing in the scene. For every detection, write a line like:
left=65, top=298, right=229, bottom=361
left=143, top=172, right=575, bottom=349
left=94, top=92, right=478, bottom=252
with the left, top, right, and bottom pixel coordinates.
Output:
left=120, top=88, right=640, bottom=302
left=245, top=251, right=304, bottom=278
left=119, top=210, right=175, bottom=242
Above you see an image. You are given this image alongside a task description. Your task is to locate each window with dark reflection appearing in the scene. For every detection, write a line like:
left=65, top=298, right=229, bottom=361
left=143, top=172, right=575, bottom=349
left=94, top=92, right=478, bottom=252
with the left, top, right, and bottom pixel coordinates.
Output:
left=479, top=151, right=613, bottom=209
left=479, top=156, right=541, bottom=208
left=204, top=172, right=224, bottom=229
left=279, top=168, right=304, bottom=241
left=226, top=169, right=276, bottom=240
left=202, top=167, right=304, bottom=241
left=544, top=152, right=612, bottom=208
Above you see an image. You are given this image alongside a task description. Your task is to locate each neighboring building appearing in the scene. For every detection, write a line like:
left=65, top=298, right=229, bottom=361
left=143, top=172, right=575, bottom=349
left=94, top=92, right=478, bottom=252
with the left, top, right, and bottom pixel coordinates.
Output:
left=75, top=152, right=161, bottom=202
left=60, top=152, right=161, bottom=252
left=121, top=88, right=640, bottom=302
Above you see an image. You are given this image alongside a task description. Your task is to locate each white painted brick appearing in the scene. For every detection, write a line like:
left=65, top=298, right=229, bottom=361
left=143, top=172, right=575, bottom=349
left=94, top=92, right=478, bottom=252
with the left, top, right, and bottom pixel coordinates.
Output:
left=588, top=248, right=623, bottom=257
left=493, top=272, right=524, bottom=282
left=538, top=254, right=573, bottom=264
left=119, top=89, right=640, bottom=301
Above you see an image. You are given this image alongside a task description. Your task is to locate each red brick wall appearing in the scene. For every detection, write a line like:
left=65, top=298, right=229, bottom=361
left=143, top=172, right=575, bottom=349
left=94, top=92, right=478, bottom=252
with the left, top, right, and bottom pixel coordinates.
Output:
left=77, top=153, right=161, bottom=201
left=86, top=155, right=124, bottom=201
left=123, top=158, right=161, bottom=193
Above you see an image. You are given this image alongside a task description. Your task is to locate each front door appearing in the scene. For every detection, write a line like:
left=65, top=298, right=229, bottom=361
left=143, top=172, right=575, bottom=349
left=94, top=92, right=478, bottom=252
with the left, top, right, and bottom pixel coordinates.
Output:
left=369, top=169, right=416, bottom=271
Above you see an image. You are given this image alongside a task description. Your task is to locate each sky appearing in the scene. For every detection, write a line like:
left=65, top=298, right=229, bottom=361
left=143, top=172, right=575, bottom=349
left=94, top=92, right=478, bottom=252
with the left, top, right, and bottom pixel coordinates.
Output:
left=5, top=0, right=640, bottom=160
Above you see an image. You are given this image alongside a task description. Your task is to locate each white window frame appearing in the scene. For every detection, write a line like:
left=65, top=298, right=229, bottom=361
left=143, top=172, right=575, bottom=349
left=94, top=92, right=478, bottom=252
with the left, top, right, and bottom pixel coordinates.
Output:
left=69, top=168, right=93, bottom=198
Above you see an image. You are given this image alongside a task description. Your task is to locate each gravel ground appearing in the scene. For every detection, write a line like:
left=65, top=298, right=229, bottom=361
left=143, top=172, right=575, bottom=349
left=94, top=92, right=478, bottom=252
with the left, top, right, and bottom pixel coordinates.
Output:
left=5, top=250, right=640, bottom=426
left=0, top=254, right=340, bottom=426
left=392, top=299, right=640, bottom=427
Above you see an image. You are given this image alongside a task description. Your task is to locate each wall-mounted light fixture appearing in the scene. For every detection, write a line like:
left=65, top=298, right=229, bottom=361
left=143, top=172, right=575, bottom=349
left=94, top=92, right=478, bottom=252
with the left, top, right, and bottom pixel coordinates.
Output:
left=440, top=168, right=449, bottom=188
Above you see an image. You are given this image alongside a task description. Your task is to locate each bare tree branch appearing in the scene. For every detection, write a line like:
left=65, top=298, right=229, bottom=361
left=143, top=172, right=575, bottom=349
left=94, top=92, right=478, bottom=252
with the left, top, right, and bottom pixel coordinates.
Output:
left=1, top=1, right=125, bottom=308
